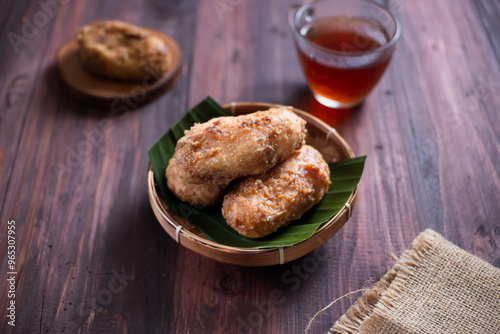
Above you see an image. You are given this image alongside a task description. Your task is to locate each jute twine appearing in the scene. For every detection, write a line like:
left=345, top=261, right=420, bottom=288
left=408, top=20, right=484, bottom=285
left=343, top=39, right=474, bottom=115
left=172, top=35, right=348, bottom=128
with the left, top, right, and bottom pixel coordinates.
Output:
left=306, top=252, right=400, bottom=332
left=305, top=289, right=371, bottom=334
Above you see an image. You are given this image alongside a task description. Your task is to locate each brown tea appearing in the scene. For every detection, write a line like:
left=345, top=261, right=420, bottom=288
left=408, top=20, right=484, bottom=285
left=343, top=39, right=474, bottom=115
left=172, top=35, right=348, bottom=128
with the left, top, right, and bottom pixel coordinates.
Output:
left=297, top=16, right=392, bottom=105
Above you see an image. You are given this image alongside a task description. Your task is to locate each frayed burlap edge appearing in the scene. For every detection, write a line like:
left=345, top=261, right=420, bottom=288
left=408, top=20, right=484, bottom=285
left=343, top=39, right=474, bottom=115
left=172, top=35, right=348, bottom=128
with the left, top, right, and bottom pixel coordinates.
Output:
left=330, top=229, right=443, bottom=334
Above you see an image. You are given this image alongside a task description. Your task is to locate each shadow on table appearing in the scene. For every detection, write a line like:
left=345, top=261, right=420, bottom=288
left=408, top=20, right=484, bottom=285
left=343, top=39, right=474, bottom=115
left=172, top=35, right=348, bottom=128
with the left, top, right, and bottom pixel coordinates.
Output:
left=47, top=62, right=175, bottom=119
left=97, top=191, right=340, bottom=332
left=259, top=82, right=363, bottom=132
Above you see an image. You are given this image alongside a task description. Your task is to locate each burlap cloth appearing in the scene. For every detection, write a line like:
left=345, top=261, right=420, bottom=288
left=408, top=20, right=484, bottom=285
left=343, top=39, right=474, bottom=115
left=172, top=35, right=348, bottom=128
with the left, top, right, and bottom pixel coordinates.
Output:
left=331, top=229, right=500, bottom=334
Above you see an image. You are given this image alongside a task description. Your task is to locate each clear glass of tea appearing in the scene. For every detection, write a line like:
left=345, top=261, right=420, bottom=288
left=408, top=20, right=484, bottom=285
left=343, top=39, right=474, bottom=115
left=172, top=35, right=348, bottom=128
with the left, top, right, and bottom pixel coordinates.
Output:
left=289, top=0, right=401, bottom=108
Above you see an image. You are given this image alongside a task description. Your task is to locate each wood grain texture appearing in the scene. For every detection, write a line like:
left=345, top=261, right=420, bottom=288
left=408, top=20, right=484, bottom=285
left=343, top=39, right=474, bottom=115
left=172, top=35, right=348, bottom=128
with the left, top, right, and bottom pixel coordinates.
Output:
left=0, top=0, right=499, bottom=333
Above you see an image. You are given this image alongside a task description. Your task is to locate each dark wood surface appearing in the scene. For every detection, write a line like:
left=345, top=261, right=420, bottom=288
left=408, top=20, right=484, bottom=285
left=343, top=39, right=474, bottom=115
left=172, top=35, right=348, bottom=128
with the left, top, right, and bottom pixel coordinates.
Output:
left=1, top=0, right=499, bottom=333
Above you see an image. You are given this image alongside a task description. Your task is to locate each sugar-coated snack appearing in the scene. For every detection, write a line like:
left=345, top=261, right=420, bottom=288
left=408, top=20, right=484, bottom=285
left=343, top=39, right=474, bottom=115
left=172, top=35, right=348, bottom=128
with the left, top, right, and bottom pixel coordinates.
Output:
left=77, top=20, right=169, bottom=81
left=174, top=107, right=307, bottom=185
left=222, top=145, right=330, bottom=238
left=166, top=157, right=227, bottom=207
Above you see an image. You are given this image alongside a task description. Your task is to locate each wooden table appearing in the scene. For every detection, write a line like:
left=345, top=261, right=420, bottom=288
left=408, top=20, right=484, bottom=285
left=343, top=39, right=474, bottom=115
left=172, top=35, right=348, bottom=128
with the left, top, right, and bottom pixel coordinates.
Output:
left=1, top=0, right=499, bottom=333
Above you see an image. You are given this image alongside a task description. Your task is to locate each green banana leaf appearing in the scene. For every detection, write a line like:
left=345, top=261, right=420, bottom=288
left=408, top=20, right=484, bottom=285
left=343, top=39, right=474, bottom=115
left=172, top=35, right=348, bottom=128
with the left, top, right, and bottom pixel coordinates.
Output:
left=148, top=97, right=366, bottom=248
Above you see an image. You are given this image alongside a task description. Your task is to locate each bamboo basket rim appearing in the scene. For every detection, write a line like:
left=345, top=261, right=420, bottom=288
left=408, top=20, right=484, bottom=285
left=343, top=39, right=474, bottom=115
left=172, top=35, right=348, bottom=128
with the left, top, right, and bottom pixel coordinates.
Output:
left=147, top=102, right=358, bottom=266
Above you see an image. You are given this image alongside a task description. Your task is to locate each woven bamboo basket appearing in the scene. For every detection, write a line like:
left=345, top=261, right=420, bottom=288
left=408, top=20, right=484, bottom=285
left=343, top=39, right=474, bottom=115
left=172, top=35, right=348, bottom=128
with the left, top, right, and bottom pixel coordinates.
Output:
left=147, top=102, right=357, bottom=266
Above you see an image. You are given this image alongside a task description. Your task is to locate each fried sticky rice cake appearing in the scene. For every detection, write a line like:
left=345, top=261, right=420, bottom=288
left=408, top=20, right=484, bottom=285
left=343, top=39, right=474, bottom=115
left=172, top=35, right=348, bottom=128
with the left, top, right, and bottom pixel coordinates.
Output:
left=174, top=107, right=307, bottom=185
left=77, top=20, right=170, bottom=81
left=222, top=145, right=330, bottom=238
left=166, top=157, right=226, bottom=207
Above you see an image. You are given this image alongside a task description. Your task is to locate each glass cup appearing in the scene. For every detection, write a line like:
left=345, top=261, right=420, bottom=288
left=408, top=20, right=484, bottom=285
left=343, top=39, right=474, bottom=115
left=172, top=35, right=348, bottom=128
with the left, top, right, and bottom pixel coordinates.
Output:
left=288, top=0, right=401, bottom=108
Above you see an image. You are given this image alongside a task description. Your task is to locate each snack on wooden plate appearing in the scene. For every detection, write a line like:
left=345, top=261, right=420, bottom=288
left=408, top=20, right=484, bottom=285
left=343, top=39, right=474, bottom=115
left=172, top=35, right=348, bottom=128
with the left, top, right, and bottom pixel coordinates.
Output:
left=222, top=145, right=330, bottom=238
left=77, top=20, right=170, bottom=81
left=174, top=107, right=307, bottom=185
left=166, top=157, right=226, bottom=207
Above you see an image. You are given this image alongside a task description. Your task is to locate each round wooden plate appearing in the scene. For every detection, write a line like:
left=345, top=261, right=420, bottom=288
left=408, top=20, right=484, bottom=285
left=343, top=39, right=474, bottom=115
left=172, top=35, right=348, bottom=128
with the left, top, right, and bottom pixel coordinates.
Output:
left=57, top=29, right=182, bottom=108
left=147, top=102, right=358, bottom=266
